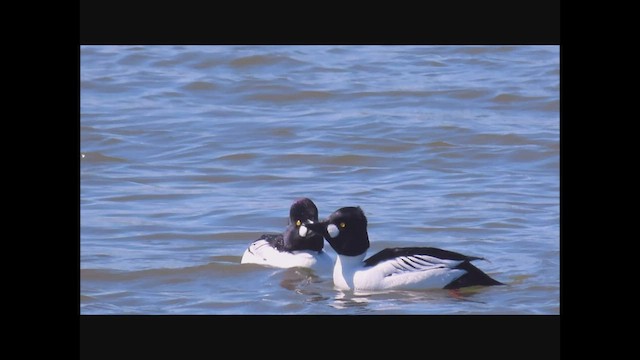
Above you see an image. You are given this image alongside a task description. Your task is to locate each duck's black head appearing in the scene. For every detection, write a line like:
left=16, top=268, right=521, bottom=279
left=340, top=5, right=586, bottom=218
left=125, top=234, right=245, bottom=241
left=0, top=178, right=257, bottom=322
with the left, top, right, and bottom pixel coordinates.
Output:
left=281, top=198, right=324, bottom=252
left=288, top=197, right=319, bottom=226
left=304, top=206, right=369, bottom=256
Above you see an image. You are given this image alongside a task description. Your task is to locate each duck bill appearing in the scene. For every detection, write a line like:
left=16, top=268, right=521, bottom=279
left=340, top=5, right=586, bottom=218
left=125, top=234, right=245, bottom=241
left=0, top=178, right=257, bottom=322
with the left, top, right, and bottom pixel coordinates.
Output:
left=302, top=220, right=330, bottom=238
left=297, top=222, right=318, bottom=238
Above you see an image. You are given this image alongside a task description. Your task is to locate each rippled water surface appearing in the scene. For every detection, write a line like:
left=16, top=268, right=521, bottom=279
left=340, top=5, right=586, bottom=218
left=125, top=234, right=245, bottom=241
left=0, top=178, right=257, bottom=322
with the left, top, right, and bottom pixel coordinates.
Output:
left=80, top=45, right=559, bottom=314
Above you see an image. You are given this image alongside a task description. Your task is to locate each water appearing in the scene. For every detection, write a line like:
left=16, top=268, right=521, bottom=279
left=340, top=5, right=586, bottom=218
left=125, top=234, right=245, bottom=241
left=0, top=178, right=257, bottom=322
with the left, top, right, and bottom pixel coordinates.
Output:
left=80, top=45, right=559, bottom=314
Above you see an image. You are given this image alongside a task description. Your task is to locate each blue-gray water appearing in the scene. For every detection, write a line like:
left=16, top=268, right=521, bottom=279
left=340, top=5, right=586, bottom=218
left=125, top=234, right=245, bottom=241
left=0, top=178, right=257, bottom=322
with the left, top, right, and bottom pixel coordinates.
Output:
left=80, top=45, right=559, bottom=314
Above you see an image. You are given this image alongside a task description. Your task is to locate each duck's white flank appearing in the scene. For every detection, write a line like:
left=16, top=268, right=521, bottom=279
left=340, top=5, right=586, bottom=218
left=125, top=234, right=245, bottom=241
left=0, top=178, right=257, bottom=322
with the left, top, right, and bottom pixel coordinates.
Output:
left=333, top=253, right=467, bottom=291
left=241, top=239, right=334, bottom=271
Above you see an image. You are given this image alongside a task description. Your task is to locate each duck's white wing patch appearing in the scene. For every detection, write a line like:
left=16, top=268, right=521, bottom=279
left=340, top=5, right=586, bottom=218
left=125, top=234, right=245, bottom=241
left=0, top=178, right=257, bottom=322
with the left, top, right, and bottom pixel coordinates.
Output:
left=375, top=254, right=464, bottom=276
left=357, top=254, right=467, bottom=290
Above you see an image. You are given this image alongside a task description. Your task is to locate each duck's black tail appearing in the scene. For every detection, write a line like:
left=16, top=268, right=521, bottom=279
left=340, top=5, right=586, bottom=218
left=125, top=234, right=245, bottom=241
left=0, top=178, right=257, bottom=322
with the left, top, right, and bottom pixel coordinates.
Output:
left=444, top=261, right=504, bottom=289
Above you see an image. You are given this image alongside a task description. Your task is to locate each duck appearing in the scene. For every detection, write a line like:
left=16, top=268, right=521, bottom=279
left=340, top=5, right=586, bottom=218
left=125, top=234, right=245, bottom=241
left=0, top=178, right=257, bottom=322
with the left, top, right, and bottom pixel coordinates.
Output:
left=303, top=206, right=503, bottom=291
left=240, top=198, right=333, bottom=271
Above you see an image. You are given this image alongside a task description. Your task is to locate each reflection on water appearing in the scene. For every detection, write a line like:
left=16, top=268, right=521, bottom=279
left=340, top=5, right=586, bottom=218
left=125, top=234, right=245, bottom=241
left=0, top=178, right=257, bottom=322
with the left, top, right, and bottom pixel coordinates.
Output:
left=331, top=290, right=372, bottom=311
left=279, top=267, right=317, bottom=291
left=279, top=268, right=332, bottom=303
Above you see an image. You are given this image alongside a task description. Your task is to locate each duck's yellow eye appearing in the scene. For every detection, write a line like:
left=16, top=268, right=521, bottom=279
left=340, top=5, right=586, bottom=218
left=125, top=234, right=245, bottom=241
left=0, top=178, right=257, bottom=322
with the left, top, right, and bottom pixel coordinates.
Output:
left=296, top=220, right=301, bottom=226
left=339, top=222, right=346, bottom=228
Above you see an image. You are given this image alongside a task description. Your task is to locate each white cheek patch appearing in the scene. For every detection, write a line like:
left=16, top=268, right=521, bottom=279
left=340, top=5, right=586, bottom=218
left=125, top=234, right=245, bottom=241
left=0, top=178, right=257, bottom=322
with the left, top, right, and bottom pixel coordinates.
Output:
left=327, top=224, right=340, bottom=238
left=298, top=225, right=308, bottom=237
